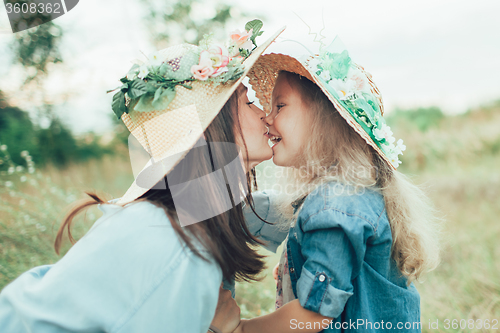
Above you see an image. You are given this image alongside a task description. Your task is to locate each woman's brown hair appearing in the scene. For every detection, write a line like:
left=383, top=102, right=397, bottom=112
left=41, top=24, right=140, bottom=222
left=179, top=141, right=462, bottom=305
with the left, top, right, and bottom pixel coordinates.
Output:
left=55, top=88, right=268, bottom=282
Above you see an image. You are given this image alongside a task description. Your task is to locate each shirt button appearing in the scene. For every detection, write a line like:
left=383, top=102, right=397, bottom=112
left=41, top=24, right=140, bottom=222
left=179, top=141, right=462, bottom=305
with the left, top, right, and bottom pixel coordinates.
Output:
left=319, top=274, right=326, bottom=282
left=289, top=267, right=295, bottom=273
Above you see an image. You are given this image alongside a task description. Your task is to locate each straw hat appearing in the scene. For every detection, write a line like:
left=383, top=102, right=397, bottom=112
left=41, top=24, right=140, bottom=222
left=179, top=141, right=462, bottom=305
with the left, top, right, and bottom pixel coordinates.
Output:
left=248, top=37, right=406, bottom=170
left=111, top=24, right=285, bottom=205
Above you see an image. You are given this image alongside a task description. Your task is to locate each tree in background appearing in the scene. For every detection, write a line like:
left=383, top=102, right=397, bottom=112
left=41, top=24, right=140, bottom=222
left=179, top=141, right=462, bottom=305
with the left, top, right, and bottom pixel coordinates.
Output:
left=3, top=18, right=117, bottom=167
left=11, top=21, right=63, bottom=85
left=140, top=0, right=251, bottom=48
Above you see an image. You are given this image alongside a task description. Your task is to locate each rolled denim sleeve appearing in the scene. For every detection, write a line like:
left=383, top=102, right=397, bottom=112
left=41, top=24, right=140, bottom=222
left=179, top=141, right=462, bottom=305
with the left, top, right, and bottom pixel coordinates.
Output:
left=243, top=190, right=288, bottom=253
left=296, top=208, right=375, bottom=319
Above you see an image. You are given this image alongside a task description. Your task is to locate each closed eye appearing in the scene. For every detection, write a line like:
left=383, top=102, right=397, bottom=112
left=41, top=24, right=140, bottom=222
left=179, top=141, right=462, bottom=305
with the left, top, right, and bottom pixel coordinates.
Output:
left=276, top=103, right=285, bottom=112
left=246, top=101, right=255, bottom=105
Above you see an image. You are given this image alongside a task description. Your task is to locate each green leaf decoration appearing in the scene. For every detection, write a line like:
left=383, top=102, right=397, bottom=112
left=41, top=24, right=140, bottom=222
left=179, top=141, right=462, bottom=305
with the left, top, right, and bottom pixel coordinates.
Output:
left=127, top=79, right=148, bottom=99
left=106, top=86, right=121, bottom=94
left=328, top=50, right=351, bottom=80
left=145, top=82, right=158, bottom=93
left=354, top=98, right=376, bottom=125
left=120, top=83, right=129, bottom=92
left=134, top=93, right=156, bottom=112
left=112, top=91, right=128, bottom=119
left=239, top=48, right=250, bottom=58
left=220, top=63, right=245, bottom=81
left=158, top=63, right=168, bottom=76
left=152, top=87, right=176, bottom=111
left=153, top=87, right=163, bottom=103
left=127, top=63, right=140, bottom=74
left=245, top=19, right=264, bottom=47
left=362, top=92, right=381, bottom=114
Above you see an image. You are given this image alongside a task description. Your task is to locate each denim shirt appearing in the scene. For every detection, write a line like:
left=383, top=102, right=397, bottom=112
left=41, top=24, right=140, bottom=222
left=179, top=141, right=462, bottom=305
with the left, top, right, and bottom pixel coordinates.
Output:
left=0, top=200, right=223, bottom=333
left=245, top=184, right=421, bottom=332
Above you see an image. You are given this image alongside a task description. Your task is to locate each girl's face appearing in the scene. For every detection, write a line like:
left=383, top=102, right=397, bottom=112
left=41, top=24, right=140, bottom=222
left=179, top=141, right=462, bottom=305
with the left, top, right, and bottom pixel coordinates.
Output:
left=264, top=74, right=311, bottom=167
left=236, top=84, right=273, bottom=170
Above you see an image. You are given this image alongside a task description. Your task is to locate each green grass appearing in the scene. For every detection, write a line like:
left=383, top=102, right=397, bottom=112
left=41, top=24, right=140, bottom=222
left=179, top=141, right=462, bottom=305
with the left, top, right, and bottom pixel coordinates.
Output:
left=0, top=152, right=134, bottom=288
left=1, top=103, right=500, bottom=332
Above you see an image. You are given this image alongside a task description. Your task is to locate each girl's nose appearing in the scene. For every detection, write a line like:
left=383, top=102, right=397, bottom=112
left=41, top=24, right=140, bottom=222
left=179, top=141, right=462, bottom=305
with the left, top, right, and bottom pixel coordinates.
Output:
left=264, top=111, right=274, bottom=126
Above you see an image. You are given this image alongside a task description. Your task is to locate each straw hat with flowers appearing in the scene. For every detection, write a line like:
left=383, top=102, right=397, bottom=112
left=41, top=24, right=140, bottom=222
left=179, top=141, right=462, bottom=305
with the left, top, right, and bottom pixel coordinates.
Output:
left=107, top=21, right=285, bottom=205
left=248, top=37, right=406, bottom=170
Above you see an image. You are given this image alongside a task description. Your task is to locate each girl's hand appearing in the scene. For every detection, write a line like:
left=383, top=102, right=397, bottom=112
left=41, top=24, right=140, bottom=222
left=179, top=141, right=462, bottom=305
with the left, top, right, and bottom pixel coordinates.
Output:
left=272, top=263, right=279, bottom=285
left=210, top=286, right=241, bottom=333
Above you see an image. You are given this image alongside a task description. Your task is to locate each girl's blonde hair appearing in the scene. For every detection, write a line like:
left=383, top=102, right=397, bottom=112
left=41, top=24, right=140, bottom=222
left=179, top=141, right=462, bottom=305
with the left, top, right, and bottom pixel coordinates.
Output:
left=274, top=71, right=441, bottom=282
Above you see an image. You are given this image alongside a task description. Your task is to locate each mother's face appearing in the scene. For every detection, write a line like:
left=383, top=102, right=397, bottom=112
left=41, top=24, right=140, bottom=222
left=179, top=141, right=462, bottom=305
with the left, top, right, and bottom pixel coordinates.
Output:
left=235, top=84, right=273, bottom=170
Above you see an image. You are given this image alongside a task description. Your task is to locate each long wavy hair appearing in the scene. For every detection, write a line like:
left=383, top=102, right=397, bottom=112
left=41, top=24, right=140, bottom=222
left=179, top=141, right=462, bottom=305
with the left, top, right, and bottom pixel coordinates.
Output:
left=54, top=89, right=268, bottom=283
left=273, top=71, right=441, bottom=282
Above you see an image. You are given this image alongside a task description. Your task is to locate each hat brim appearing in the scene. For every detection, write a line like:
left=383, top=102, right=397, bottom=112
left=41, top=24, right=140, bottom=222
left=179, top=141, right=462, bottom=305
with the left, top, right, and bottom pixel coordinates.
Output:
left=117, top=27, right=286, bottom=205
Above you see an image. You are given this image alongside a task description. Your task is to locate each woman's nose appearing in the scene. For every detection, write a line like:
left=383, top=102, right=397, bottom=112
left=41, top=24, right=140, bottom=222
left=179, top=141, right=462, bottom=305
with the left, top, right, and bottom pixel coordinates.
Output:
left=257, top=107, right=266, bottom=119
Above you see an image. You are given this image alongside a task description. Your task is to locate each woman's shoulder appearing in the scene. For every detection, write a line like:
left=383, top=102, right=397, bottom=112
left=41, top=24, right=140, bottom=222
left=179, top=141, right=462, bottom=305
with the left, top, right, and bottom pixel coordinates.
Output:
left=89, top=199, right=210, bottom=257
left=299, top=181, right=387, bottom=229
left=52, top=199, right=222, bottom=306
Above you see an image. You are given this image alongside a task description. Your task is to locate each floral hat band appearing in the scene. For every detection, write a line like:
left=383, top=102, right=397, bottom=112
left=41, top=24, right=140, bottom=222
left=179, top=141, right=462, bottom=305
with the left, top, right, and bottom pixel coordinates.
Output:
left=249, top=36, right=406, bottom=169
left=107, top=19, right=266, bottom=120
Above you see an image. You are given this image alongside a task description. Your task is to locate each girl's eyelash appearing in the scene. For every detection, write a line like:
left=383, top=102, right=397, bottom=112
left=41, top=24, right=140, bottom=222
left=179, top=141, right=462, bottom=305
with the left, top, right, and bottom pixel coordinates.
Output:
left=246, top=101, right=254, bottom=105
left=276, top=104, right=285, bottom=111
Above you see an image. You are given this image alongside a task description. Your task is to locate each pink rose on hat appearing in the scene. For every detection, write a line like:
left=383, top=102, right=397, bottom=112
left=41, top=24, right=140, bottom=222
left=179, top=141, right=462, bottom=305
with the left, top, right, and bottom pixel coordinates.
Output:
left=191, top=57, right=214, bottom=81
left=230, top=29, right=253, bottom=50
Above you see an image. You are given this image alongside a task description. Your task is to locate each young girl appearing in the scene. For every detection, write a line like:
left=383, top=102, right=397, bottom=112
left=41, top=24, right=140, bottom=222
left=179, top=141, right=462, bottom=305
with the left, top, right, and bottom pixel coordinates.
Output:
left=237, top=40, right=441, bottom=332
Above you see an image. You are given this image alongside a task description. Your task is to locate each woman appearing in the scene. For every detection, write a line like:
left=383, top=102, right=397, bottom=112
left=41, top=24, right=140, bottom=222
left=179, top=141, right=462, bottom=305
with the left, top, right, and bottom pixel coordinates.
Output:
left=0, top=25, right=285, bottom=333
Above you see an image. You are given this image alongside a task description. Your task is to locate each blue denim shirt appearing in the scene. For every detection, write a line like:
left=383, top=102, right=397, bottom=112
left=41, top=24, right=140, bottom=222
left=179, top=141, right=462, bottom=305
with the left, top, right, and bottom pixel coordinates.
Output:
left=245, top=184, right=421, bottom=332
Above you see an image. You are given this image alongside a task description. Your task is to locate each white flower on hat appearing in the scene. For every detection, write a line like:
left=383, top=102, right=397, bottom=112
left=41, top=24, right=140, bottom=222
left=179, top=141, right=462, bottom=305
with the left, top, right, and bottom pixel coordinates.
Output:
left=328, top=78, right=356, bottom=100
left=347, top=67, right=370, bottom=94
left=389, top=154, right=402, bottom=168
left=148, top=51, right=164, bottom=67
left=138, top=64, right=149, bottom=79
left=394, top=139, right=406, bottom=155
left=373, top=123, right=395, bottom=144
left=382, top=138, right=405, bottom=168
left=319, top=70, right=331, bottom=82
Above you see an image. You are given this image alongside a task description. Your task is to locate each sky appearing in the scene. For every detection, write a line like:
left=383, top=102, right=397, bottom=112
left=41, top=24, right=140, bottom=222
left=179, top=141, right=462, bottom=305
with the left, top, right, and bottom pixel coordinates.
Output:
left=0, top=0, right=499, bottom=134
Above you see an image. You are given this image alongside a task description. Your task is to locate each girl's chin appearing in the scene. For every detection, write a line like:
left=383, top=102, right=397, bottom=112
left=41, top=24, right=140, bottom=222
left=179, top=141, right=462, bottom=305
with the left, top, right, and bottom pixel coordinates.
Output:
left=271, top=153, right=286, bottom=166
left=271, top=150, right=294, bottom=167
left=248, top=149, right=273, bottom=168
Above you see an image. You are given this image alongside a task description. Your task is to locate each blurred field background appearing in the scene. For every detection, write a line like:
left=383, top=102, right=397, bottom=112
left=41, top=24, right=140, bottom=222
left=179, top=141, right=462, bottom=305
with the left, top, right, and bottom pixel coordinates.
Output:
left=1, top=0, right=500, bottom=332
left=2, top=102, right=499, bottom=332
